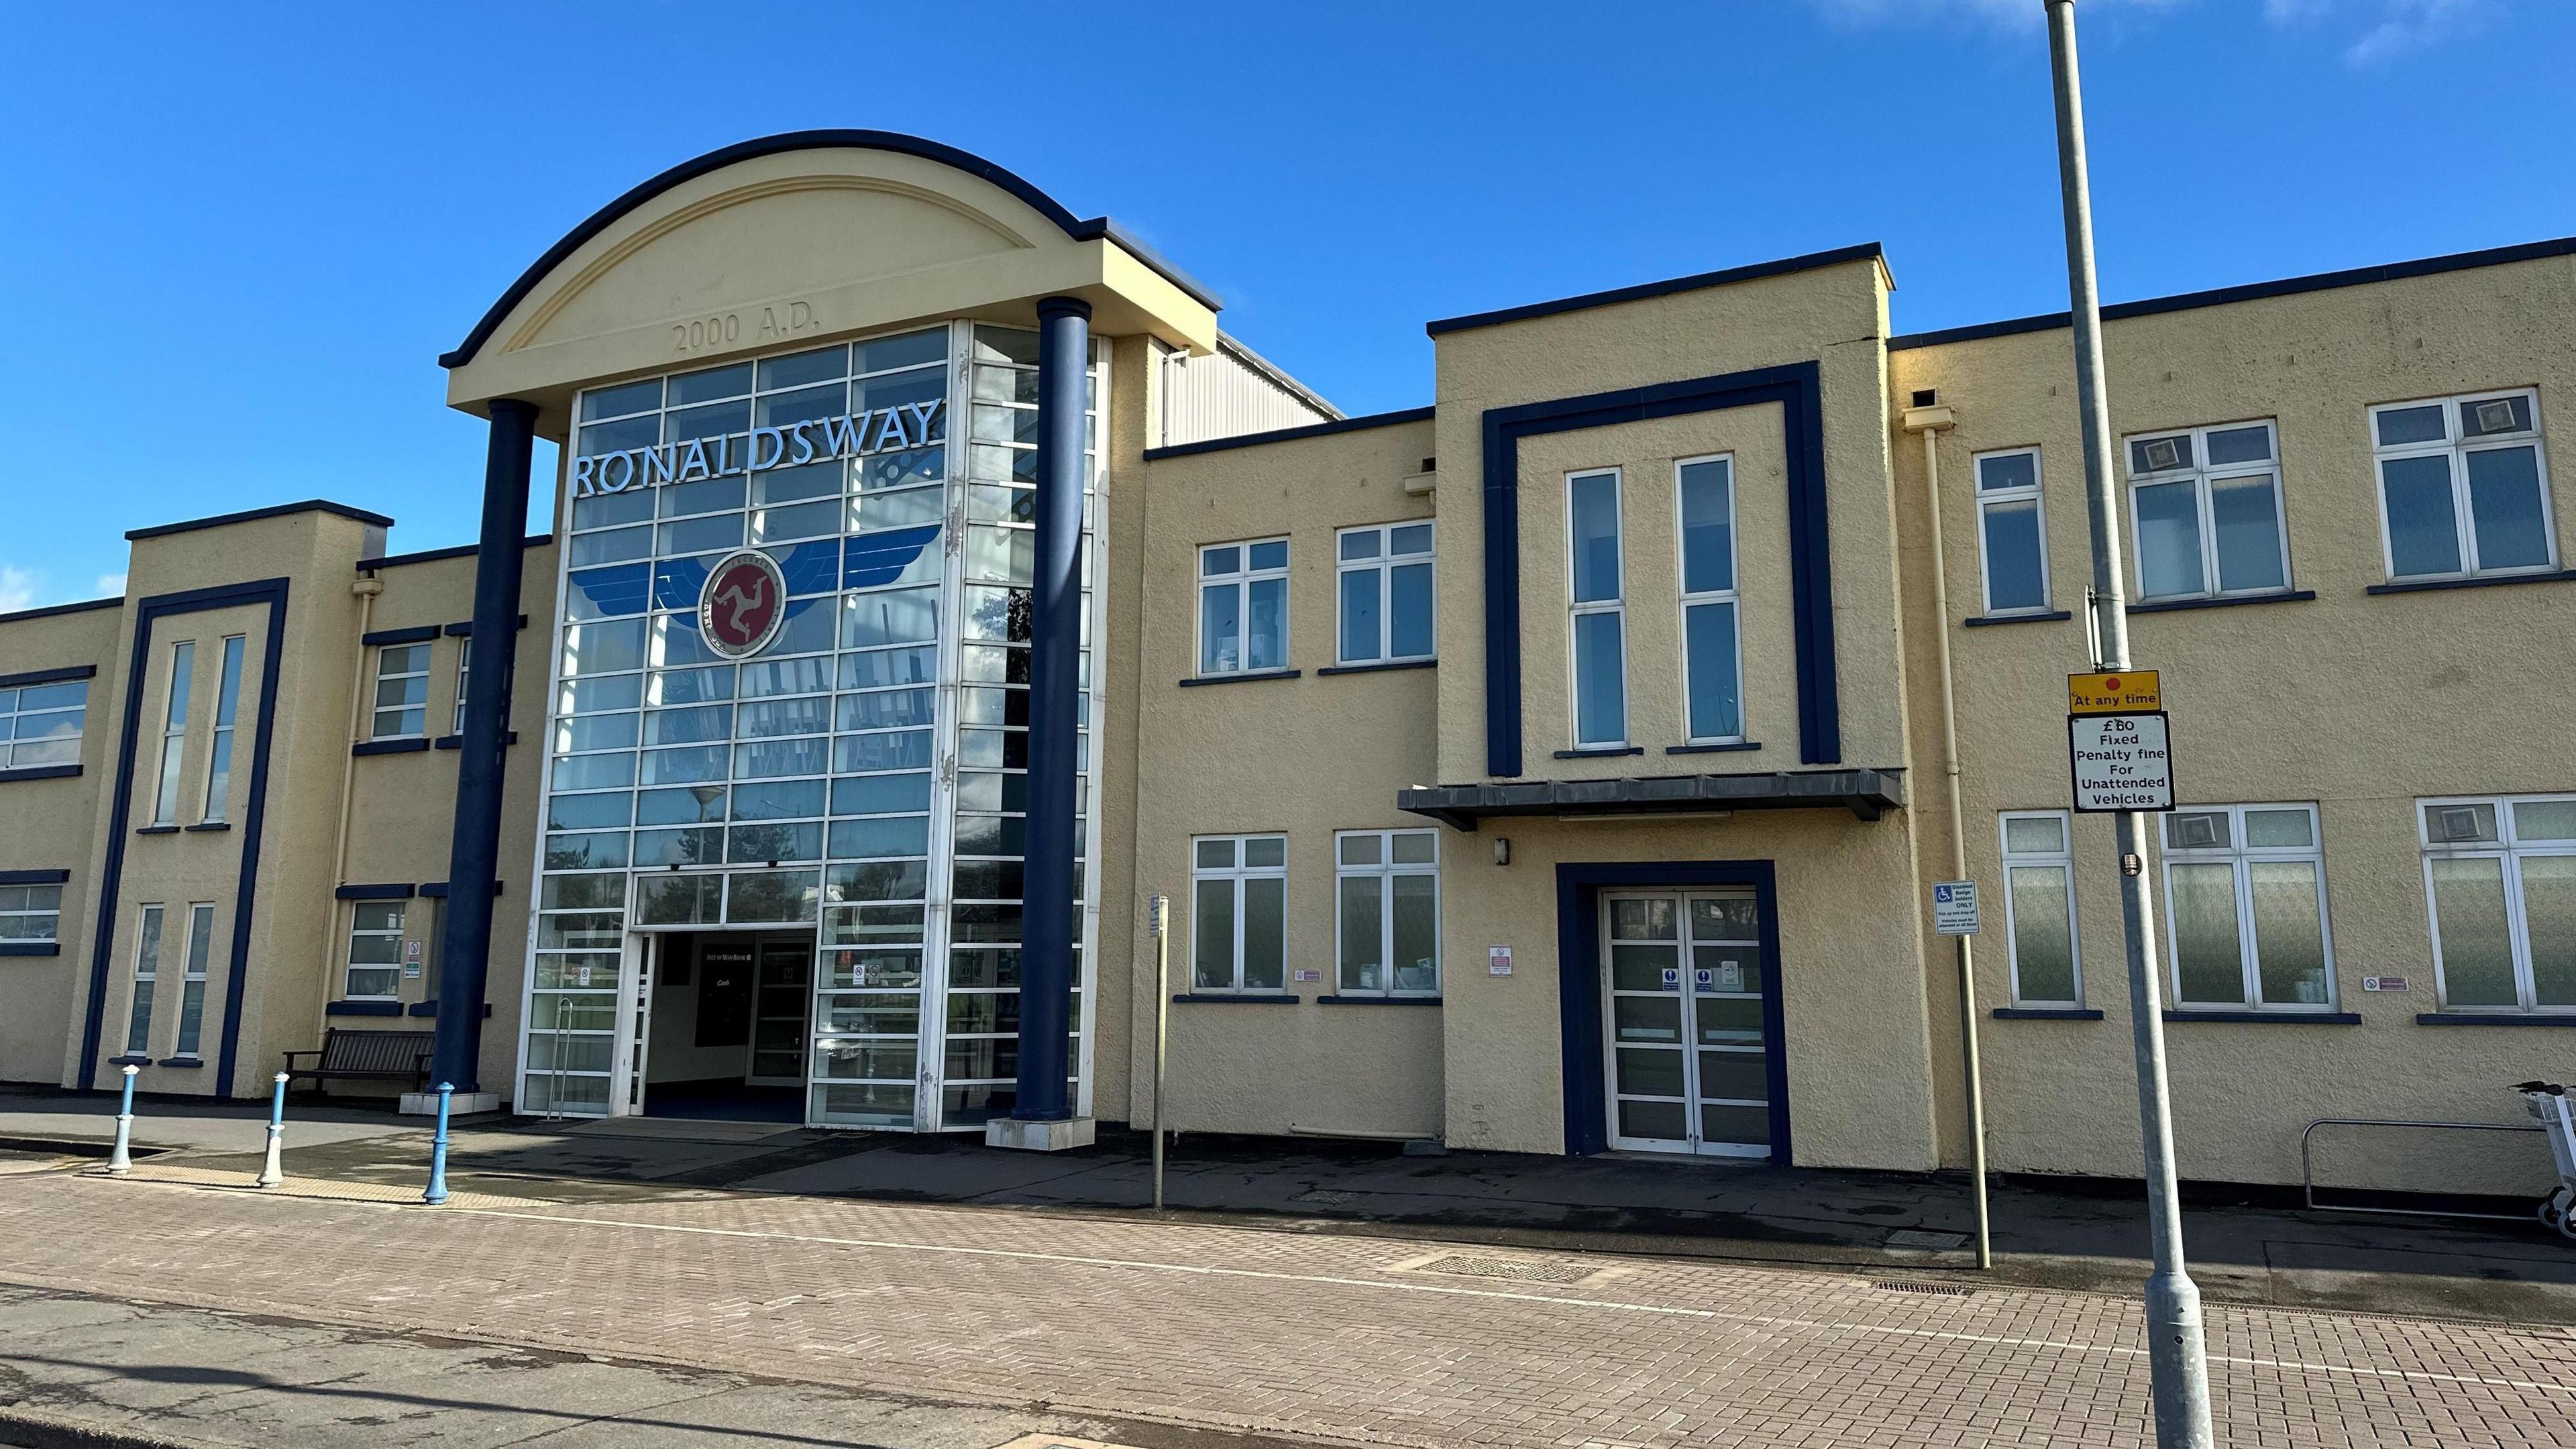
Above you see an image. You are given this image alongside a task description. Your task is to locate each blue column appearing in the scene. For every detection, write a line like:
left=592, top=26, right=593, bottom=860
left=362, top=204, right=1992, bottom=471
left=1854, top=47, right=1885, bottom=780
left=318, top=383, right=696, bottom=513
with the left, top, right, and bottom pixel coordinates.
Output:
left=1010, top=297, right=1090, bottom=1123
left=430, top=397, right=537, bottom=1095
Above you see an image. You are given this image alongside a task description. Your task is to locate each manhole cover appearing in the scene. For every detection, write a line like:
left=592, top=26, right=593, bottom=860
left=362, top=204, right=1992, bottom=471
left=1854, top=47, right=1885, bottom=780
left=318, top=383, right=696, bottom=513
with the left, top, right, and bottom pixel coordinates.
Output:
left=1884, top=1228, right=1971, bottom=1250
left=1412, top=1253, right=1598, bottom=1284
left=1873, top=1280, right=1975, bottom=1296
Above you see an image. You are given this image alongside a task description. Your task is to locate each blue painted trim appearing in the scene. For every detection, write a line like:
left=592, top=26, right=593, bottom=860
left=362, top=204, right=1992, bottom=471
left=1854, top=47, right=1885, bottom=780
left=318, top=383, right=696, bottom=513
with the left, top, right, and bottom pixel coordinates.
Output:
left=1888, top=234, right=2576, bottom=352
left=335, top=883, right=415, bottom=901
left=1666, top=741, right=1762, bottom=755
left=444, top=614, right=525, bottom=637
left=361, top=625, right=442, bottom=646
left=133, top=826, right=180, bottom=836
left=76, top=577, right=290, bottom=1096
left=1481, top=362, right=1837, bottom=774
left=1556, top=861, right=1788, bottom=1163
left=2164, top=1010, right=2361, bottom=1025
left=1316, top=995, right=1442, bottom=1006
left=1963, top=610, right=2073, bottom=628
left=0, top=596, right=121, bottom=626
left=356, top=535, right=553, bottom=572
left=0, top=869, right=71, bottom=885
left=105, top=1055, right=151, bottom=1067
left=433, top=732, right=517, bottom=750
left=1428, top=244, right=1885, bottom=337
left=1171, top=993, right=1300, bottom=1004
left=326, top=1000, right=405, bottom=1017
left=182, top=822, right=231, bottom=833
left=0, top=663, right=97, bottom=689
left=2366, top=569, right=2576, bottom=596
left=2128, top=590, right=2315, bottom=614
left=0, top=765, right=82, bottom=784
left=1993, top=1007, right=2104, bottom=1021
left=2417, top=1012, right=2576, bottom=1026
left=400, top=1001, right=491, bottom=1018
left=1140, top=407, right=1437, bottom=462
left=1315, top=659, right=1437, bottom=676
left=155, top=1057, right=203, bottom=1068
left=0, top=943, right=60, bottom=957
left=352, top=738, right=430, bottom=757
left=1552, top=746, right=1642, bottom=760
left=1178, top=669, right=1301, bottom=688
left=125, top=501, right=393, bottom=541
left=443, top=130, right=1219, bottom=368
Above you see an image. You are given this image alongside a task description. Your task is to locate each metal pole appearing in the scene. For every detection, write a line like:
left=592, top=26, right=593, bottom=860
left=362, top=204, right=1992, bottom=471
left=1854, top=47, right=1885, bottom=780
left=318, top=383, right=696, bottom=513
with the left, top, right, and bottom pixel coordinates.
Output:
left=423, top=1081, right=453, bottom=1205
left=1150, top=894, right=1171, bottom=1211
left=255, top=1071, right=288, bottom=1188
left=2043, top=5, right=2213, bottom=1444
left=107, top=1063, right=138, bottom=1176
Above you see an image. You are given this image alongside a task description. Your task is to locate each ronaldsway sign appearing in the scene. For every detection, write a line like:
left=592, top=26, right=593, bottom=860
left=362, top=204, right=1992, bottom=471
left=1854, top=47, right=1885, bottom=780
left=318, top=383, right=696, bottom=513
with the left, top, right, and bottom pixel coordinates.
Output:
left=2066, top=670, right=2175, bottom=813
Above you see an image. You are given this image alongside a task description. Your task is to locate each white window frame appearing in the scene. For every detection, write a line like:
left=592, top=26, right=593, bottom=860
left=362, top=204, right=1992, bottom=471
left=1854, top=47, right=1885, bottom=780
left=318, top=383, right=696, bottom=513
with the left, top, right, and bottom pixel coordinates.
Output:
left=2370, top=388, right=2559, bottom=582
left=1333, top=522, right=1436, bottom=666
left=201, top=635, right=246, bottom=822
left=453, top=637, right=472, bottom=737
left=1672, top=454, right=1745, bottom=745
left=371, top=642, right=431, bottom=741
left=2419, top=793, right=2576, bottom=1014
left=1972, top=447, right=2052, bottom=616
left=1998, top=810, right=2082, bottom=1008
left=1196, top=538, right=1290, bottom=676
left=1189, top=833, right=1287, bottom=994
left=0, top=679, right=86, bottom=771
left=124, top=903, right=163, bottom=1057
left=2158, top=802, right=2337, bottom=1012
left=345, top=899, right=406, bottom=1001
left=150, top=641, right=194, bottom=828
left=2122, top=419, right=2292, bottom=601
left=1566, top=468, right=1629, bottom=749
left=0, top=883, right=61, bottom=943
left=1332, top=828, right=1441, bottom=998
left=172, top=901, right=215, bottom=1059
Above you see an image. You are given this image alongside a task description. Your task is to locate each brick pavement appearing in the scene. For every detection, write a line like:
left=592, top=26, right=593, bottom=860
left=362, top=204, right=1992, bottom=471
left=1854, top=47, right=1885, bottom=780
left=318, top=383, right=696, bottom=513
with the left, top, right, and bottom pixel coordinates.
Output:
left=0, top=1171, right=2569, bottom=1448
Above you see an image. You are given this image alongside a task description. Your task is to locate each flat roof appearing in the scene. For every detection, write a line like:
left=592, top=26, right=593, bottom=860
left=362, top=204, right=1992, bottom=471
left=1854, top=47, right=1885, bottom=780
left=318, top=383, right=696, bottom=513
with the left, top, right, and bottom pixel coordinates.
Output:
left=1425, top=243, right=1889, bottom=338
left=125, top=500, right=395, bottom=543
left=1140, top=406, right=1436, bottom=462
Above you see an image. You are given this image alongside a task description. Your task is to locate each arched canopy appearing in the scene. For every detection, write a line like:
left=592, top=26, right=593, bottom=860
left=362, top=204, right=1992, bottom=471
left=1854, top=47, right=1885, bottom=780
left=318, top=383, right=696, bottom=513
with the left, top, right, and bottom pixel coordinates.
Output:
left=443, top=130, right=1220, bottom=419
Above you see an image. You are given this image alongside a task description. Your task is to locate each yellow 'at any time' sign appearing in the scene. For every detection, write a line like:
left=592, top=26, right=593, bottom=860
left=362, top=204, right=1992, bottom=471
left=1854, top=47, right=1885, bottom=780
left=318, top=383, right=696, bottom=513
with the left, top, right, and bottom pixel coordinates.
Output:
left=2068, top=669, right=2161, bottom=716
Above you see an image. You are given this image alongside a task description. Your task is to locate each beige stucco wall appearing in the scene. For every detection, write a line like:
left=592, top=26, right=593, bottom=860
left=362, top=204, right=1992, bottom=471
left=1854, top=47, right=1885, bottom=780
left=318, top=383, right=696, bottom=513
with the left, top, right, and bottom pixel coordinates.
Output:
left=0, top=600, right=122, bottom=1085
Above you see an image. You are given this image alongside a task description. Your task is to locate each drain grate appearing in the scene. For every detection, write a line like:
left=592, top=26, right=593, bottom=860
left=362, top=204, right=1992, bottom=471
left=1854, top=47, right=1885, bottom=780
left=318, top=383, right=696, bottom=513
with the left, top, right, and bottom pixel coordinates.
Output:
left=1413, top=1253, right=1598, bottom=1284
left=1873, top=1280, right=1976, bottom=1296
left=1294, top=1189, right=1362, bottom=1205
left=1884, top=1228, right=1972, bottom=1250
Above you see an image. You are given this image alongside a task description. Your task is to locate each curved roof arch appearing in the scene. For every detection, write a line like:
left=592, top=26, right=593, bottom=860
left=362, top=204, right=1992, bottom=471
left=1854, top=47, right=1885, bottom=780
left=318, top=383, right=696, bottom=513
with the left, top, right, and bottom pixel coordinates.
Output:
left=439, top=129, right=1216, bottom=370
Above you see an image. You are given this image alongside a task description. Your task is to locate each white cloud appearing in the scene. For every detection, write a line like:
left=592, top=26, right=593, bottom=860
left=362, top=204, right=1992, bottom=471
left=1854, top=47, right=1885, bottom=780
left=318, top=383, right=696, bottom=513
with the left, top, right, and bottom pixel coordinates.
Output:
left=94, top=573, right=127, bottom=598
left=0, top=567, right=34, bottom=614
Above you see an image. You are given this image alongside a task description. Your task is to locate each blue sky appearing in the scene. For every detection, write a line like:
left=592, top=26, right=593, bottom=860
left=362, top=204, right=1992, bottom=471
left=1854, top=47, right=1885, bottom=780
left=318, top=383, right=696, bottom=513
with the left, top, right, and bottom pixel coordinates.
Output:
left=2, top=0, right=2568, bottom=608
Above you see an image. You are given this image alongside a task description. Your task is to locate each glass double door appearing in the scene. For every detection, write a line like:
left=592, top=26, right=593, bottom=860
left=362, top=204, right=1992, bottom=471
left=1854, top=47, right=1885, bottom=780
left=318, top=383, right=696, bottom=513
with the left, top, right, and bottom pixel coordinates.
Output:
left=1602, top=890, right=1774, bottom=1157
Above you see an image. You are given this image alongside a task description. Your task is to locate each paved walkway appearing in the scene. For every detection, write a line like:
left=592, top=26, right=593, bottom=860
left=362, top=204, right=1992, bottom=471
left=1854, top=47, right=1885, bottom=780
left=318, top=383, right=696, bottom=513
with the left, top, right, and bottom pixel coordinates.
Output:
left=0, top=1169, right=2569, bottom=1447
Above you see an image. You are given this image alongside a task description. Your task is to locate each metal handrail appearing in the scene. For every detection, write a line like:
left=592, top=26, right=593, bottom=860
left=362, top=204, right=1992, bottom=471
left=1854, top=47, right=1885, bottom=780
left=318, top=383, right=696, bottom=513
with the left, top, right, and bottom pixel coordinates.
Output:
left=2300, top=1116, right=2546, bottom=1221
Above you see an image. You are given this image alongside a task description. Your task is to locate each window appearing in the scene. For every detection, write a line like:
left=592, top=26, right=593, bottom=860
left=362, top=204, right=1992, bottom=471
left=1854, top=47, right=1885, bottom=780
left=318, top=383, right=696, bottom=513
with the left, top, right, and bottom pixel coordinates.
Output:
left=346, top=900, right=405, bottom=1000
left=1336, top=829, right=1440, bottom=996
left=1336, top=523, right=1434, bottom=665
left=2000, top=811, right=2081, bottom=1007
left=2420, top=794, right=2576, bottom=1013
left=0, top=679, right=85, bottom=769
left=453, top=637, right=472, bottom=736
left=150, top=641, right=194, bottom=828
left=201, top=636, right=246, bottom=822
left=1567, top=469, right=1627, bottom=747
left=2373, top=389, right=2557, bottom=581
left=0, top=883, right=60, bottom=943
left=124, top=904, right=162, bottom=1056
left=1974, top=449, right=2050, bottom=614
left=2125, top=421, right=2290, bottom=600
left=1190, top=835, right=1285, bottom=992
left=172, top=902, right=214, bottom=1059
left=371, top=643, right=430, bottom=739
left=1199, top=539, right=1288, bottom=675
left=1675, top=456, right=1743, bottom=743
left=2160, top=804, right=2334, bottom=1010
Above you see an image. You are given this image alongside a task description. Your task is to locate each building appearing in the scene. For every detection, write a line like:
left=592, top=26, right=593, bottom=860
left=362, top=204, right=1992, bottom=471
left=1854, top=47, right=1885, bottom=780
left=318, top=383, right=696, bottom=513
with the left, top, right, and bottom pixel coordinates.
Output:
left=3, top=131, right=2571, bottom=1196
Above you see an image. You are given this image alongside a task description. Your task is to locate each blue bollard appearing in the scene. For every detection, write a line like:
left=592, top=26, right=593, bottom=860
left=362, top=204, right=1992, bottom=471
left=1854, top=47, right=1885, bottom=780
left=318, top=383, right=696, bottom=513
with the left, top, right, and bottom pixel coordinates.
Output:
left=107, top=1064, right=139, bottom=1176
left=422, top=1082, right=453, bottom=1205
left=255, top=1071, right=288, bottom=1187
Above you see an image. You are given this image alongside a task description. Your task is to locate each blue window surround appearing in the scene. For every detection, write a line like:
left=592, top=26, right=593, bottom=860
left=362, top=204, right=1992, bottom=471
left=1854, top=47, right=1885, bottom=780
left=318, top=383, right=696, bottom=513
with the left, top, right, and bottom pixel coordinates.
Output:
left=76, top=578, right=290, bottom=1095
left=1479, top=363, right=1837, bottom=776
left=335, top=883, right=414, bottom=901
left=1554, top=860, right=1790, bottom=1164
left=0, top=666, right=97, bottom=784
left=361, top=624, right=441, bottom=647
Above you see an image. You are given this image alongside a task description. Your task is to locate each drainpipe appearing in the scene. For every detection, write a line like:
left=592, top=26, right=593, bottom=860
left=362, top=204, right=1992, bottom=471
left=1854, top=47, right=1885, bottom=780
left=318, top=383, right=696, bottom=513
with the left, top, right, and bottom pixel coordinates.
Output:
left=1902, top=398, right=1992, bottom=1271
left=317, top=575, right=381, bottom=1043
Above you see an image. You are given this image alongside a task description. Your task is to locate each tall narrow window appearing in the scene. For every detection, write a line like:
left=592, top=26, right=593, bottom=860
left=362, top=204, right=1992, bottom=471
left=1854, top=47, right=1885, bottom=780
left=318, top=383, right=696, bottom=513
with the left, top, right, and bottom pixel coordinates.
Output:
left=453, top=637, right=472, bottom=736
left=1190, top=835, right=1286, bottom=992
left=150, top=641, right=195, bottom=828
left=2000, top=811, right=2081, bottom=1007
left=372, top=643, right=430, bottom=740
left=1567, top=469, right=1626, bottom=747
left=1197, top=540, right=1289, bottom=675
left=124, top=904, right=163, bottom=1056
left=1336, top=523, right=1435, bottom=665
left=2125, top=421, right=2290, bottom=600
left=2161, top=804, right=2334, bottom=1011
left=201, top=635, right=246, bottom=822
left=1336, top=829, right=1440, bottom=996
left=1974, top=449, right=2050, bottom=615
left=172, top=902, right=215, bottom=1059
left=2420, top=794, right=2576, bottom=1014
left=1675, top=456, right=1743, bottom=743
left=346, top=900, right=405, bottom=1000
left=2373, top=390, right=2557, bottom=581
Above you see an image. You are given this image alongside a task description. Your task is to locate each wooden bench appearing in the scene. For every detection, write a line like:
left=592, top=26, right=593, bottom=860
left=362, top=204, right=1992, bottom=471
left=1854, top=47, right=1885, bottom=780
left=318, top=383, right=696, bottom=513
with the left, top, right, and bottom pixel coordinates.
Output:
left=281, top=1028, right=431, bottom=1097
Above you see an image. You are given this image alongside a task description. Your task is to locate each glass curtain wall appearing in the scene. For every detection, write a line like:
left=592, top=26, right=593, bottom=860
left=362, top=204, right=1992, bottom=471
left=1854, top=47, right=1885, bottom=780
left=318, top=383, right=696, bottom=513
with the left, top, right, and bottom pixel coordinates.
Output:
left=521, top=320, right=1101, bottom=1127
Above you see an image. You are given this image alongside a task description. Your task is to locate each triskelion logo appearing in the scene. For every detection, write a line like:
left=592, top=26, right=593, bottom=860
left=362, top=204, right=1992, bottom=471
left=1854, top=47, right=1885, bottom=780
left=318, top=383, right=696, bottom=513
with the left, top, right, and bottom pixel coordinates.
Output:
left=698, top=549, right=788, bottom=659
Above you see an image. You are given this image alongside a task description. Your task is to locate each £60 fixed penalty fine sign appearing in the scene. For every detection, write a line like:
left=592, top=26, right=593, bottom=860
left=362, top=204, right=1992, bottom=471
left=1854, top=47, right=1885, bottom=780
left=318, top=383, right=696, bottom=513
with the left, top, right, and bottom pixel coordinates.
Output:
left=2067, top=670, right=2176, bottom=812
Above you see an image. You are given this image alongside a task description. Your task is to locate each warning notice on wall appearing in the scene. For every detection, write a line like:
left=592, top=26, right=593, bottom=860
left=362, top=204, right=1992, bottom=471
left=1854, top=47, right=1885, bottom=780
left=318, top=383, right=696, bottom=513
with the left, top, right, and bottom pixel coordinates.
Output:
left=2068, top=712, right=2176, bottom=813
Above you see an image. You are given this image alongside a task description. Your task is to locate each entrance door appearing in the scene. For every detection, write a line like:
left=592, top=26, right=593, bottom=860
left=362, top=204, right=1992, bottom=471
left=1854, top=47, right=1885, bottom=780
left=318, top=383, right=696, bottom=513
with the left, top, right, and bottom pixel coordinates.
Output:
left=1602, top=890, right=1774, bottom=1157
left=747, top=938, right=810, bottom=1088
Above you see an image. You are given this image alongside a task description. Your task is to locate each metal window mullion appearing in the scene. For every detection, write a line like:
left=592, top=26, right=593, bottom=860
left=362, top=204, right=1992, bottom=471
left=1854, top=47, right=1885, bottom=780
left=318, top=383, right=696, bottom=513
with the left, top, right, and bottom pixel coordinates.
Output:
left=2501, top=847, right=2540, bottom=1012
